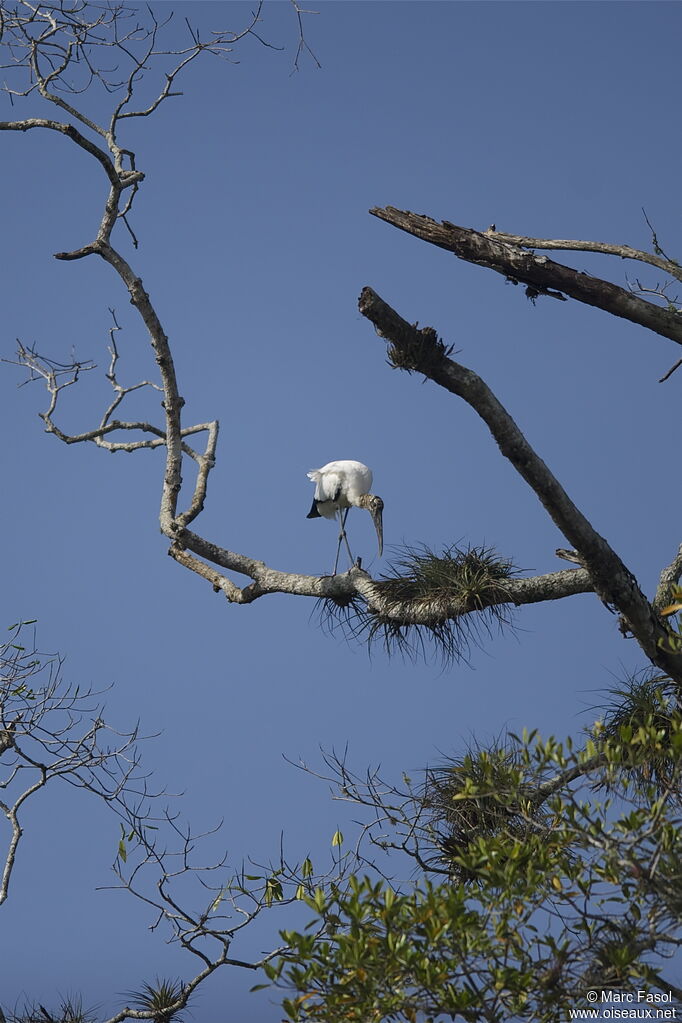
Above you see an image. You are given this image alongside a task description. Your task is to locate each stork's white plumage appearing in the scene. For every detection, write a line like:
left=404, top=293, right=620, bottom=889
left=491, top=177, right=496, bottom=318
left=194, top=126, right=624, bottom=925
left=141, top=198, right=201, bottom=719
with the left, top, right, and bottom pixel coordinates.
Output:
left=307, top=460, right=383, bottom=574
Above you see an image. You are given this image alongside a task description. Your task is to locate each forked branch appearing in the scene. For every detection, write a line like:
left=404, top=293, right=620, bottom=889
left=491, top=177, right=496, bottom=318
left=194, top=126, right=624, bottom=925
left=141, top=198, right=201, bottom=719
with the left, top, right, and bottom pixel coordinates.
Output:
left=0, top=623, right=145, bottom=906
left=369, top=207, right=682, bottom=347
left=485, top=227, right=682, bottom=284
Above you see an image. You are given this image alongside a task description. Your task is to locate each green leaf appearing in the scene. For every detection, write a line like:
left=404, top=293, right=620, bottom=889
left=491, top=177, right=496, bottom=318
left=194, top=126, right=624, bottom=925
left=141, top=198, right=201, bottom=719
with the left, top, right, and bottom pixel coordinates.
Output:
left=211, top=888, right=226, bottom=912
left=313, top=887, right=326, bottom=912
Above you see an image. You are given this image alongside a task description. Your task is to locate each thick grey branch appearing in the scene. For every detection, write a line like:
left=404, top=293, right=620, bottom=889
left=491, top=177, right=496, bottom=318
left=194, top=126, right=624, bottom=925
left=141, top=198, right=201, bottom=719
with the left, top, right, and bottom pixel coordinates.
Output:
left=352, top=567, right=593, bottom=625
left=171, top=533, right=594, bottom=627
left=169, top=536, right=367, bottom=604
left=369, top=207, right=682, bottom=348
left=93, top=242, right=185, bottom=529
left=502, top=568, right=593, bottom=605
left=358, top=285, right=682, bottom=681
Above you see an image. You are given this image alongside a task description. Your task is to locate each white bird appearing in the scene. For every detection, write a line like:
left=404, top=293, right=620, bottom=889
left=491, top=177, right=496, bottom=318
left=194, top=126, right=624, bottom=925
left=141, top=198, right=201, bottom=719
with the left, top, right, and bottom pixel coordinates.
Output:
left=307, top=460, right=384, bottom=575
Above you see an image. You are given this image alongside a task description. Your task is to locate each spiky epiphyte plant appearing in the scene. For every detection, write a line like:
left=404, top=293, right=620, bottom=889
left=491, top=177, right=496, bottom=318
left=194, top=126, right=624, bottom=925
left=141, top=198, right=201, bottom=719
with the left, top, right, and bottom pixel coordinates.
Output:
left=384, top=322, right=455, bottom=374
left=376, top=543, right=516, bottom=613
left=321, top=544, right=518, bottom=665
left=591, top=672, right=682, bottom=801
left=419, top=739, right=550, bottom=877
left=582, top=920, right=652, bottom=991
left=8, top=996, right=97, bottom=1023
left=124, top=979, right=186, bottom=1023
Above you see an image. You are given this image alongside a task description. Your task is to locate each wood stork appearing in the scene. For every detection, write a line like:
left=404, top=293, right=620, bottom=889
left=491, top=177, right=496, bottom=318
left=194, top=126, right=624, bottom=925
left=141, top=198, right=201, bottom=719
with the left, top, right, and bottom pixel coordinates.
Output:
left=307, top=460, right=383, bottom=574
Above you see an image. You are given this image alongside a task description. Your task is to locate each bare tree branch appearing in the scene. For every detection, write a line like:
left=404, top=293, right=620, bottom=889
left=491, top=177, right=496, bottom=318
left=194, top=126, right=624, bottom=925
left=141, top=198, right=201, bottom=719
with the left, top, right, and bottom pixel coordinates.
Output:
left=358, top=285, right=682, bottom=681
left=0, top=622, right=145, bottom=905
left=484, top=228, right=682, bottom=284
left=369, top=207, right=682, bottom=348
left=0, top=115, right=123, bottom=181
left=289, top=1, right=321, bottom=72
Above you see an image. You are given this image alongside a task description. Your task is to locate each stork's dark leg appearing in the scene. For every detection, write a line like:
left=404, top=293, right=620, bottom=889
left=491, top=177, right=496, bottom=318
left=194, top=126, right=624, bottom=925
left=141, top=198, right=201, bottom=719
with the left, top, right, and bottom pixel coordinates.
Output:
left=332, top=508, right=345, bottom=575
left=341, top=509, right=355, bottom=567
left=333, top=508, right=353, bottom=574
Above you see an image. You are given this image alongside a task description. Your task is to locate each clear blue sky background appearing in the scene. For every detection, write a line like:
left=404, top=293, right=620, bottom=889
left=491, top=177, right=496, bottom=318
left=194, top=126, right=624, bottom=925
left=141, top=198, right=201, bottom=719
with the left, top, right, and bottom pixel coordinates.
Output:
left=2, top=0, right=681, bottom=1018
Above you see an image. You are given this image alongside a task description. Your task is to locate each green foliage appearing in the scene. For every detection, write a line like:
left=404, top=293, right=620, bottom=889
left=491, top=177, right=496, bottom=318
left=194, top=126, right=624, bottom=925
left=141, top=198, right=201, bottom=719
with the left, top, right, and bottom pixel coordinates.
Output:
left=420, top=739, right=552, bottom=878
left=658, top=584, right=682, bottom=653
left=271, top=714, right=682, bottom=1023
left=591, top=671, right=682, bottom=798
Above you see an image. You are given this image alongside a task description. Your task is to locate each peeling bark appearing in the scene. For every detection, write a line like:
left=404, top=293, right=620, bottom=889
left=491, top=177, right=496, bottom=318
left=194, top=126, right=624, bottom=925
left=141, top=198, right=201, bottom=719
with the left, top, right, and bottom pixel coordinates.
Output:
left=370, top=207, right=682, bottom=347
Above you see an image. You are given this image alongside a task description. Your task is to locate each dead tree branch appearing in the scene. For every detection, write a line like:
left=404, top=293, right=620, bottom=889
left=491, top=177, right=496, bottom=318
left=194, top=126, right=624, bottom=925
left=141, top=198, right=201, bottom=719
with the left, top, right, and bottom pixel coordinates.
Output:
left=358, top=285, right=682, bottom=682
left=484, top=229, right=682, bottom=284
left=369, top=207, right=682, bottom=347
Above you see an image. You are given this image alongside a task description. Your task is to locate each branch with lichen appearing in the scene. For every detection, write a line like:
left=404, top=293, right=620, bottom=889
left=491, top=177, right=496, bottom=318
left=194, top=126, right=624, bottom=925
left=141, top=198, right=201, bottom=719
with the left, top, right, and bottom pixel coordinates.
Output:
left=325, top=545, right=593, bottom=665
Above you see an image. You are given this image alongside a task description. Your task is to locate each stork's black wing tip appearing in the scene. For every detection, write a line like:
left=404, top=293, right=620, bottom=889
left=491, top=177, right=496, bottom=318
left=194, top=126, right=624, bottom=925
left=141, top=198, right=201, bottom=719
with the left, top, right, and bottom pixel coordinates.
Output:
left=307, top=499, right=321, bottom=519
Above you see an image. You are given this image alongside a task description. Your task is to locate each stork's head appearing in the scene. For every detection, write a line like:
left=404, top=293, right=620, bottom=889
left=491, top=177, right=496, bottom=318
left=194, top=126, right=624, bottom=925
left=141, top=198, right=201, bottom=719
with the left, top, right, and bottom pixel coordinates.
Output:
left=359, top=493, right=383, bottom=558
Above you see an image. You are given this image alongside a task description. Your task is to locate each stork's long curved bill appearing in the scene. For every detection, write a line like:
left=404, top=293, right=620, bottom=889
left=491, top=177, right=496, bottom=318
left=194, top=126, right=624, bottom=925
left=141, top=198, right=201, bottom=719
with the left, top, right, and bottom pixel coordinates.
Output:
left=371, top=505, right=383, bottom=559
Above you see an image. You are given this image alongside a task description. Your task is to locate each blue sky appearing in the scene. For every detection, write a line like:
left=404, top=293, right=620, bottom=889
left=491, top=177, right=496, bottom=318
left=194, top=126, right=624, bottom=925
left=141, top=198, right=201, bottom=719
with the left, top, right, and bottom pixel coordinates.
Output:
left=2, top=1, right=682, bottom=1018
